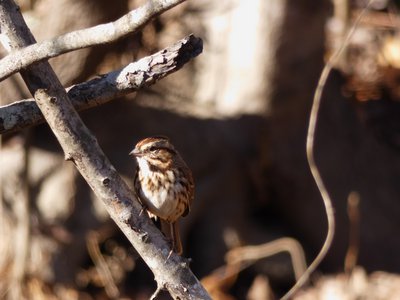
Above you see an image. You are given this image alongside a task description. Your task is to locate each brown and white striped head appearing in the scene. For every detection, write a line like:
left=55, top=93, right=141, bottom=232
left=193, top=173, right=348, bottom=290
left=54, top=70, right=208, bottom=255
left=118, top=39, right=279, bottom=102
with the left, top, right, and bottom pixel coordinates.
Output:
left=129, top=136, right=179, bottom=172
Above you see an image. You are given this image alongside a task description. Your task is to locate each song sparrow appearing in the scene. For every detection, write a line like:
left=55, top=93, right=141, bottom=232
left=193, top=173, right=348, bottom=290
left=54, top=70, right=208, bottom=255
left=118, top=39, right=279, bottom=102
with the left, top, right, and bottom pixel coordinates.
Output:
left=129, top=136, right=194, bottom=255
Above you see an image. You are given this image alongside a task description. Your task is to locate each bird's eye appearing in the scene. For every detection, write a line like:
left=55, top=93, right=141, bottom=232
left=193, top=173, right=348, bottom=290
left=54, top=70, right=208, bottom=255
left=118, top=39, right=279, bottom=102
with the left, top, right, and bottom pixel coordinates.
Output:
left=149, top=146, right=157, bottom=152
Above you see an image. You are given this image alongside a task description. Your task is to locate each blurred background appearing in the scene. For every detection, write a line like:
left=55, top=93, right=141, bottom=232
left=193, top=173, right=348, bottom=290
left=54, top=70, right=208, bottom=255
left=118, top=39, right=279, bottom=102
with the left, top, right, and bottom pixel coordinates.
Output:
left=2, top=0, right=400, bottom=299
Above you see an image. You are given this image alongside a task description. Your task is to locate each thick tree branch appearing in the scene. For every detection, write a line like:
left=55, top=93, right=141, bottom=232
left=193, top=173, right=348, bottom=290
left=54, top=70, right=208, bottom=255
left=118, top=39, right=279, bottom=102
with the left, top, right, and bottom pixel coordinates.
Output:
left=0, top=0, right=186, bottom=81
left=0, top=35, right=202, bottom=134
left=0, top=1, right=210, bottom=299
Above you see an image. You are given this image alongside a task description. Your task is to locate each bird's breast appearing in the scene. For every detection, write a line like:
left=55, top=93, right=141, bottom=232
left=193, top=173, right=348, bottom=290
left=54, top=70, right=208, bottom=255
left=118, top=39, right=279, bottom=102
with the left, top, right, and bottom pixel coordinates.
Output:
left=137, top=169, right=184, bottom=222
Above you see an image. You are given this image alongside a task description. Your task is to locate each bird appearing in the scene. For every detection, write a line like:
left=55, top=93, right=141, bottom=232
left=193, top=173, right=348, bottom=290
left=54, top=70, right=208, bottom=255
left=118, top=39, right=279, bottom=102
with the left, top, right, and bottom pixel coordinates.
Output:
left=129, top=136, right=194, bottom=255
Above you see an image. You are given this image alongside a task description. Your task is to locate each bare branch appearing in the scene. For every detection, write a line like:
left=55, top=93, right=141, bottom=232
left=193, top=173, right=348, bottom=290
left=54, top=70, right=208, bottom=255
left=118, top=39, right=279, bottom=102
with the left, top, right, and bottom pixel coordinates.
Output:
left=0, top=0, right=186, bottom=81
left=0, top=1, right=210, bottom=299
left=0, top=35, right=202, bottom=134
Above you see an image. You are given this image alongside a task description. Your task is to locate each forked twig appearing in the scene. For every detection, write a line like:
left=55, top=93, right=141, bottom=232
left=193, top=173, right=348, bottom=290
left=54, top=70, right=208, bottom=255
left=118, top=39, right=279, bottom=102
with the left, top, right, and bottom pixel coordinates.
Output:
left=280, top=1, right=374, bottom=299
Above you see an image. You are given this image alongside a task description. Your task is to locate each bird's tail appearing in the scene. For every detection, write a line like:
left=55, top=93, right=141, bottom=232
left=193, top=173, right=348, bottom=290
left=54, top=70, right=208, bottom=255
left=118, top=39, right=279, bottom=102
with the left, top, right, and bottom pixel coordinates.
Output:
left=161, top=220, right=183, bottom=255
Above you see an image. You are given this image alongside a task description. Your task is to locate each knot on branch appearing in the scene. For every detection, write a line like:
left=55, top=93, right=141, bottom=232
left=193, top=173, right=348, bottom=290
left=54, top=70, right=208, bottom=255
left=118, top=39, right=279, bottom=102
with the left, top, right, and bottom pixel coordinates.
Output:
left=101, top=177, right=110, bottom=186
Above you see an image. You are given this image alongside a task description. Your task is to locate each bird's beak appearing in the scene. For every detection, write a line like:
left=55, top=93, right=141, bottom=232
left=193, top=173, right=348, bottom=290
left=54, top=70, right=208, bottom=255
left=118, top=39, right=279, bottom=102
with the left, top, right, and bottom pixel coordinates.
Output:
left=129, top=148, right=141, bottom=157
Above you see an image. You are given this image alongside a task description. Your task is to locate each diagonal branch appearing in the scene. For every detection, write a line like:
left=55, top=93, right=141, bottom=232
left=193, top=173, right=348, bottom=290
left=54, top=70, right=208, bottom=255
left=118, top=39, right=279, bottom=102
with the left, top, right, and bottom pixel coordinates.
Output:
left=0, top=34, right=202, bottom=134
left=0, top=0, right=186, bottom=81
left=0, top=1, right=210, bottom=299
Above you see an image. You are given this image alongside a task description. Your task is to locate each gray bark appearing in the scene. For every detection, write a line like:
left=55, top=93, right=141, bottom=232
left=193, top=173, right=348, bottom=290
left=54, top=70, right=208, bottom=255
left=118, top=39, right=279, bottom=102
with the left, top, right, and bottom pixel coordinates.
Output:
left=0, top=35, right=202, bottom=134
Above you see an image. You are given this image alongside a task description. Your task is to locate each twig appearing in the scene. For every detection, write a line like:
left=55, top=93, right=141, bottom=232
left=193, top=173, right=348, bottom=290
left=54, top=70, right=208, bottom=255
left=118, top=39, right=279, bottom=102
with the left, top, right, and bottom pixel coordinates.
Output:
left=0, top=34, right=202, bottom=134
left=280, top=2, right=374, bottom=299
left=200, top=262, right=241, bottom=299
left=0, top=0, right=186, bottom=81
left=202, top=238, right=307, bottom=299
left=344, top=191, right=360, bottom=274
left=87, top=232, right=120, bottom=299
left=333, top=0, right=351, bottom=72
left=150, top=285, right=164, bottom=300
left=226, top=238, right=307, bottom=281
left=0, top=1, right=210, bottom=299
